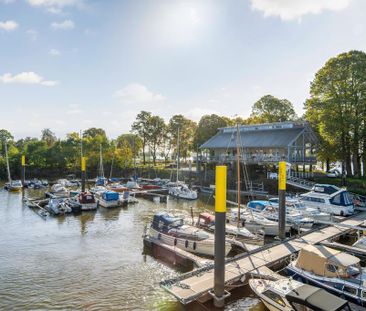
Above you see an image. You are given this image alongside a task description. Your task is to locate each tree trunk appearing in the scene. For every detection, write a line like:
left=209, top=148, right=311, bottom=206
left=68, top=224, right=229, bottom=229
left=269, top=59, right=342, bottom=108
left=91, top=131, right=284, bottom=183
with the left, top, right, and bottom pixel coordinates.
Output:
left=326, top=158, right=330, bottom=172
left=142, top=139, right=146, bottom=165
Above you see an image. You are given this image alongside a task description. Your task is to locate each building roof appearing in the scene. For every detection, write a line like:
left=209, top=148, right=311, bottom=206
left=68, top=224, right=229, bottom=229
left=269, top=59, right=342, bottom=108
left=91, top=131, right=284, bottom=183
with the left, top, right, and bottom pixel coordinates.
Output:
left=200, top=121, right=317, bottom=149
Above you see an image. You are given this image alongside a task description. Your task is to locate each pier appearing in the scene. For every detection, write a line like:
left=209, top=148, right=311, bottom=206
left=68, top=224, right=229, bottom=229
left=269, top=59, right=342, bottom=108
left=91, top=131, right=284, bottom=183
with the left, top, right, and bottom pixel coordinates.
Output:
left=160, top=212, right=366, bottom=305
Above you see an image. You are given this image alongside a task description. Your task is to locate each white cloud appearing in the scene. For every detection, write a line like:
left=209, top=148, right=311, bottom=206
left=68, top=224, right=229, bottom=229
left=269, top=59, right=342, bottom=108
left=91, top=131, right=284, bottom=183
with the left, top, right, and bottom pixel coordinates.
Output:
left=51, top=19, right=74, bottom=30
left=27, top=0, right=83, bottom=13
left=26, top=29, right=38, bottom=40
left=49, top=48, right=61, bottom=56
left=0, top=20, right=18, bottom=31
left=114, top=83, right=166, bottom=104
left=0, top=72, right=58, bottom=86
left=186, top=107, right=220, bottom=121
left=250, top=0, right=351, bottom=21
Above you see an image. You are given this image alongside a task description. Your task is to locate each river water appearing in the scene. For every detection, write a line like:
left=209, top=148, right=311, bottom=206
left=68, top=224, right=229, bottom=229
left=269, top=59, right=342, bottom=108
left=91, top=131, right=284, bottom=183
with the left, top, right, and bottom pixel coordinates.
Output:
left=0, top=188, right=264, bottom=310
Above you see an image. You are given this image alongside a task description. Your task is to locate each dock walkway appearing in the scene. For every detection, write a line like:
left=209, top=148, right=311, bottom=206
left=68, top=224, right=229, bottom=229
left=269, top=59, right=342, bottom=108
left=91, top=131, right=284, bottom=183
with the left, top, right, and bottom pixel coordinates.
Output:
left=161, top=212, right=366, bottom=304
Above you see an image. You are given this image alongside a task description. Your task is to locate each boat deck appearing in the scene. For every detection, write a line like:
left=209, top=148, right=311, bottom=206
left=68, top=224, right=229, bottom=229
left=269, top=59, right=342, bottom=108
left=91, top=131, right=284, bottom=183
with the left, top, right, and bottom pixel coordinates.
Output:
left=161, top=212, right=366, bottom=304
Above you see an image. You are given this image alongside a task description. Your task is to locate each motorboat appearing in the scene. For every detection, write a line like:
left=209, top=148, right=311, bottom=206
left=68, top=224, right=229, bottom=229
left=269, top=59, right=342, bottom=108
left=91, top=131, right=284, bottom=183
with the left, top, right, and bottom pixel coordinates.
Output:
left=231, top=208, right=291, bottom=236
left=50, top=183, right=69, bottom=197
left=4, top=180, right=23, bottom=192
left=119, top=190, right=138, bottom=205
left=169, top=184, right=198, bottom=200
left=72, top=192, right=98, bottom=211
left=249, top=278, right=350, bottom=311
left=63, top=198, right=82, bottom=214
left=194, top=212, right=264, bottom=245
left=352, top=236, right=366, bottom=249
left=300, top=184, right=354, bottom=216
left=45, top=198, right=72, bottom=215
left=247, top=201, right=314, bottom=229
left=268, top=197, right=331, bottom=222
left=286, top=244, right=366, bottom=306
left=96, top=190, right=122, bottom=208
left=148, top=212, right=232, bottom=257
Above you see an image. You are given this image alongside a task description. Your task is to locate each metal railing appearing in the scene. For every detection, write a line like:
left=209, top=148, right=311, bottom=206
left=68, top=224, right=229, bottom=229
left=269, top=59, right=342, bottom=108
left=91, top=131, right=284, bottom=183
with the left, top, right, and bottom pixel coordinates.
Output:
left=201, top=155, right=317, bottom=164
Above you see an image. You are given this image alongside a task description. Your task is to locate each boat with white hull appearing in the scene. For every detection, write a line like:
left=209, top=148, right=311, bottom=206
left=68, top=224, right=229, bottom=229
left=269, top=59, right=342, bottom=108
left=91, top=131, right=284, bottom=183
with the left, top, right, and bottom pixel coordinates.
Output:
left=286, top=244, right=366, bottom=306
left=249, top=278, right=350, bottom=311
left=149, top=212, right=231, bottom=257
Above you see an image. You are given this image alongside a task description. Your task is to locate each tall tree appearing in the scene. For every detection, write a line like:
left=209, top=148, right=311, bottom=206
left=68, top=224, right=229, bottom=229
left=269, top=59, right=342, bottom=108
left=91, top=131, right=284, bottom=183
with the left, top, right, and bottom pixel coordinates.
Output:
left=305, top=50, right=366, bottom=177
left=168, top=115, right=197, bottom=161
left=194, top=114, right=228, bottom=147
left=41, top=128, right=57, bottom=147
left=251, top=95, right=297, bottom=123
left=131, top=111, right=152, bottom=165
left=116, top=134, right=143, bottom=158
left=147, top=115, right=166, bottom=165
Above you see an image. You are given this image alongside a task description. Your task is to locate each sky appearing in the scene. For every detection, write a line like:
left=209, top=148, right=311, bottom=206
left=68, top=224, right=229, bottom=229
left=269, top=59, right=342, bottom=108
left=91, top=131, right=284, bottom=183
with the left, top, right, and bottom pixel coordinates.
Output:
left=1, top=0, right=366, bottom=139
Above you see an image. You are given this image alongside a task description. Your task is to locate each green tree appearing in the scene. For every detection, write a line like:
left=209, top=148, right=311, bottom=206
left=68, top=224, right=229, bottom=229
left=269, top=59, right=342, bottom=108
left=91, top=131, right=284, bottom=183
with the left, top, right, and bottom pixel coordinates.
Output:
left=305, top=50, right=366, bottom=177
left=147, top=115, right=166, bottom=165
left=131, top=111, right=152, bottom=165
left=251, top=95, right=297, bottom=123
left=41, top=128, right=57, bottom=146
left=116, top=134, right=143, bottom=158
left=194, top=114, right=228, bottom=147
left=168, top=115, right=197, bottom=161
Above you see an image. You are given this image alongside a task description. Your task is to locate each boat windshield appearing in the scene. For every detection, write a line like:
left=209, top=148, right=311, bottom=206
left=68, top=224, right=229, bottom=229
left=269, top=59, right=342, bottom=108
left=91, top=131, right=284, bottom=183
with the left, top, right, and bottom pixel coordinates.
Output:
left=169, top=219, right=184, bottom=228
left=346, top=264, right=361, bottom=276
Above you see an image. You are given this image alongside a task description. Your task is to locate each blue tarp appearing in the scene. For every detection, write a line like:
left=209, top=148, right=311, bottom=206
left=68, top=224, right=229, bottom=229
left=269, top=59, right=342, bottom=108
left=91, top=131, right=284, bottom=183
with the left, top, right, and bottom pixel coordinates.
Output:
left=102, top=191, right=119, bottom=201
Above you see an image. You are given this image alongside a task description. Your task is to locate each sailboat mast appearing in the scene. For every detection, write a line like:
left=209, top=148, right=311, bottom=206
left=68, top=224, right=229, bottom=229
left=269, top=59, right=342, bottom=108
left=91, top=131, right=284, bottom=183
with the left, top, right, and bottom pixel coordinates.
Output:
left=236, top=124, right=241, bottom=227
left=4, top=141, right=11, bottom=182
left=176, top=127, right=180, bottom=183
left=99, top=144, right=104, bottom=178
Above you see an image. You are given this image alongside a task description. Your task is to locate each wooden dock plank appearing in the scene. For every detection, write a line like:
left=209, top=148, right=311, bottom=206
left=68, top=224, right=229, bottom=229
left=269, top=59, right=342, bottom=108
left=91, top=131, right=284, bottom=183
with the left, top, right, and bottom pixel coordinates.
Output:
left=162, top=213, right=366, bottom=304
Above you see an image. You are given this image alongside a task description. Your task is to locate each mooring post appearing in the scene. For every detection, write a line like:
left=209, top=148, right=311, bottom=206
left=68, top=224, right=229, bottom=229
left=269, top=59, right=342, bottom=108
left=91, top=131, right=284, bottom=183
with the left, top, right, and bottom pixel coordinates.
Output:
left=211, top=165, right=229, bottom=308
left=21, top=155, right=25, bottom=186
left=278, top=161, right=286, bottom=240
left=81, top=156, right=86, bottom=192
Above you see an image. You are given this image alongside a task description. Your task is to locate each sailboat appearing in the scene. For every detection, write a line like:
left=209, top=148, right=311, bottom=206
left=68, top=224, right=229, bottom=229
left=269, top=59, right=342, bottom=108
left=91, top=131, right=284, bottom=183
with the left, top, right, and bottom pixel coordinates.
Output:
left=168, top=128, right=197, bottom=200
left=95, top=144, right=107, bottom=186
left=3, top=141, right=22, bottom=192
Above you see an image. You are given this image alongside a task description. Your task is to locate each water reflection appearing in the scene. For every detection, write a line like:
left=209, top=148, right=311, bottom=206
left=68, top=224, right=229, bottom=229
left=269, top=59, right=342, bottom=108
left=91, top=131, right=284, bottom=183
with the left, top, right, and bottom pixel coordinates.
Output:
left=0, top=188, right=264, bottom=310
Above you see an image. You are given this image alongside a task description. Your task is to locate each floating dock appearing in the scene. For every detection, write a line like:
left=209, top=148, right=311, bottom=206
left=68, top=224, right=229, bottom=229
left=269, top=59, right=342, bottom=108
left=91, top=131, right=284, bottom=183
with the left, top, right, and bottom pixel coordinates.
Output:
left=161, top=212, right=366, bottom=305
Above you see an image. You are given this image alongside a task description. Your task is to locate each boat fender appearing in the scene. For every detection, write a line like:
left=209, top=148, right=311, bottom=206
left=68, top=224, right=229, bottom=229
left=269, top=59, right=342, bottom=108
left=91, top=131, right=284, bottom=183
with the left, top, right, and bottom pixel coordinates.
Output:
left=158, top=233, right=161, bottom=240
left=193, top=242, right=197, bottom=250
left=174, top=238, right=177, bottom=246
left=185, top=240, right=189, bottom=248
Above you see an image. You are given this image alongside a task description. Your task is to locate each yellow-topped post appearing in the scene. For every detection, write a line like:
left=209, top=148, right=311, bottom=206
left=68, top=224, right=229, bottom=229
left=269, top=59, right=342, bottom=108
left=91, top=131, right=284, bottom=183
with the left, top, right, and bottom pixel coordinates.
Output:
left=81, top=156, right=86, bottom=192
left=21, top=155, right=25, bottom=188
left=278, top=161, right=287, bottom=239
left=211, top=165, right=230, bottom=307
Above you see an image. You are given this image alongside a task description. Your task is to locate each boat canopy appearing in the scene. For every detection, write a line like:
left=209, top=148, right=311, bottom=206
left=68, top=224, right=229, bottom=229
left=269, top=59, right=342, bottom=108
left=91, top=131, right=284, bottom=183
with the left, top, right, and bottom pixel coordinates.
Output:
left=286, top=284, right=348, bottom=311
left=312, top=184, right=340, bottom=194
left=247, top=200, right=269, bottom=211
left=152, top=212, right=184, bottom=231
left=295, top=244, right=360, bottom=278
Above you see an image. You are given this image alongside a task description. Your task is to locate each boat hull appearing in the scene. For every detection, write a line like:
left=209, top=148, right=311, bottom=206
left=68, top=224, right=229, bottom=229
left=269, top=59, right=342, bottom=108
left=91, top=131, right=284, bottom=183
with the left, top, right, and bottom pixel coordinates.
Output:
left=149, top=227, right=230, bottom=257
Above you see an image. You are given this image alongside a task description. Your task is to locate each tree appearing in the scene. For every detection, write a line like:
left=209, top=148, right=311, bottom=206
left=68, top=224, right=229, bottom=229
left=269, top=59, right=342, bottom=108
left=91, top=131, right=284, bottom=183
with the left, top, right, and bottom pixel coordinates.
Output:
left=251, top=95, right=297, bottom=123
left=41, top=128, right=57, bottom=146
left=168, top=115, right=197, bottom=161
left=194, top=114, right=228, bottom=147
left=305, top=50, right=366, bottom=177
left=116, top=134, right=143, bottom=158
left=146, top=116, right=166, bottom=165
left=131, top=111, right=152, bottom=165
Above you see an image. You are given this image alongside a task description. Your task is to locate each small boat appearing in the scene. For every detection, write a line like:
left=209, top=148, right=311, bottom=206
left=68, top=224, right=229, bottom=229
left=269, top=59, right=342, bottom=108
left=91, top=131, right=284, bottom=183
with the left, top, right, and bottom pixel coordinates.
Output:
left=300, top=184, right=355, bottom=216
left=286, top=244, right=366, bottom=306
left=352, top=236, right=366, bottom=249
left=72, top=192, right=98, bottom=211
left=63, top=198, right=82, bottom=214
left=249, top=278, right=350, bottom=311
left=148, top=212, right=232, bottom=257
left=49, top=184, right=69, bottom=197
left=96, top=190, right=122, bottom=208
left=194, top=212, right=264, bottom=245
left=268, top=197, right=331, bottom=222
left=248, top=201, right=314, bottom=229
left=231, top=208, right=291, bottom=236
left=45, top=198, right=71, bottom=215
left=4, top=180, right=23, bottom=192
left=169, top=184, right=198, bottom=200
